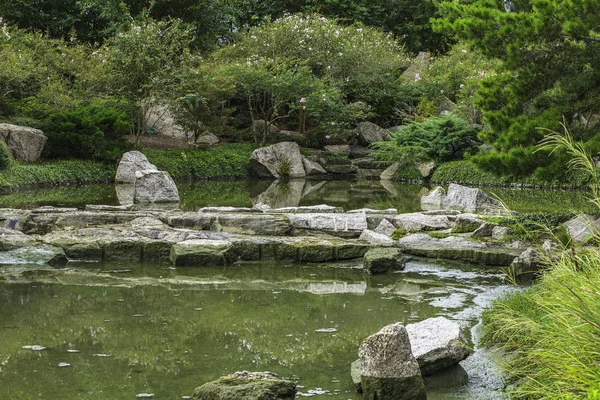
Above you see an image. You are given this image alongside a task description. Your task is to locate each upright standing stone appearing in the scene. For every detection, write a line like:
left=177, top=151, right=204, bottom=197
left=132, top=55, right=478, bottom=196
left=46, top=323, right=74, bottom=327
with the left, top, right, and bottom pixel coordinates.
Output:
left=115, top=151, right=158, bottom=183
left=359, top=323, right=426, bottom=400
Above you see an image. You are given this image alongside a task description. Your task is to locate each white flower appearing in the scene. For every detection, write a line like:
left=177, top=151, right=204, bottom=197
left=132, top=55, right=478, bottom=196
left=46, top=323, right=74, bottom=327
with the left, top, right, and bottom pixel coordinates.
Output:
left=461, top=49, right=467, bottom=53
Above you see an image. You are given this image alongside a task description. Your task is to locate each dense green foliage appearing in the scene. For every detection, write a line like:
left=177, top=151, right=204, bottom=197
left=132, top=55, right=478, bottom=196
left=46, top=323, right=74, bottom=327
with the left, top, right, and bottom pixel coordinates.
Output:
left=42, top=101, right=132, bottom=161
left=434, top=0, right=600, bottom=179
left=143, top=143, right=256, bottom=179
left=371, top=115, right=481, bottom=164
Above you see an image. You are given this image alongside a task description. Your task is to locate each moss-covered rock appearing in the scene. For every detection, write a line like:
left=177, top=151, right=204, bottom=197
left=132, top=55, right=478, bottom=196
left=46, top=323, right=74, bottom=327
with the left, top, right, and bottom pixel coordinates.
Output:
left=363, top=248, right=406, bottom=274
left=192, top=371, right=296, bottom=400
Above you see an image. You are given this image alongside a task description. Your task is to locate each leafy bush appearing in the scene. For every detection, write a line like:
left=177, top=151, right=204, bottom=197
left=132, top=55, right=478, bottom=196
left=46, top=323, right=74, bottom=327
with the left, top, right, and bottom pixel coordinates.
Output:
left=431, top=160, right=506, bottom=185
left=42, top=100, right=132, bottom=161
left=216, top=14, right=413, bottom=130
left=0, top=140, right=12, bottom=171
left=419, top=44, right=499, bottom=121
left=371, top=115, right=481, bottom=164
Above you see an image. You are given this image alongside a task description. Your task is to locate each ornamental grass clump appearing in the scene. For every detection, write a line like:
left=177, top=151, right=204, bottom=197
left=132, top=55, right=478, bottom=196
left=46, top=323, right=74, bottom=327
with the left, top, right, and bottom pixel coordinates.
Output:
left=0, top=140, right=12, bottom=171
left=482, top=122, right=600, bottom=398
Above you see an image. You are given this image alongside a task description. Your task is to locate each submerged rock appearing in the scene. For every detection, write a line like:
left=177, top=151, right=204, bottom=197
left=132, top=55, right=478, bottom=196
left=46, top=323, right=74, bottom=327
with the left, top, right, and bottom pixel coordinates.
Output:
left=363, top=248, right=405, bottom=274
left=359, top=323, right=426, bottom=400
left=191, top=371, right=296, bottom=400
left=406, top=317, right=471, bottom=376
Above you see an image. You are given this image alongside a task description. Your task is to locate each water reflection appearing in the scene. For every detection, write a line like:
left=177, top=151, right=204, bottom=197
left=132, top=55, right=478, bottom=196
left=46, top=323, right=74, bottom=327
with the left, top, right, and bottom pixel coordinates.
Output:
left=0, top=179, right=592, bottom=213
left=0, top=260, right=510, bottom=399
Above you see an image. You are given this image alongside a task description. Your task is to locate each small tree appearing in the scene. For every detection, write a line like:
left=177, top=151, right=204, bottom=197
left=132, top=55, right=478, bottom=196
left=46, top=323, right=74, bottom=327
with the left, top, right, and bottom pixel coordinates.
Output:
left=105, top=12, right=193, bottom=140
left=227, top=58, right=329, bottom=145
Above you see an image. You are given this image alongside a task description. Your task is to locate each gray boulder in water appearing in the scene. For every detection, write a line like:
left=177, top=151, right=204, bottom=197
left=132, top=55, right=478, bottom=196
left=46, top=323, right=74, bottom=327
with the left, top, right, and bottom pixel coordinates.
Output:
left=442, top=184, right=504, bottom=214
left=405, top=317, right=471, bottom=376
left=250, top=142, right=306, bottom=179
left=359, top=323, right=426, bottom=400
left=134, top=170, right=180, bottom=203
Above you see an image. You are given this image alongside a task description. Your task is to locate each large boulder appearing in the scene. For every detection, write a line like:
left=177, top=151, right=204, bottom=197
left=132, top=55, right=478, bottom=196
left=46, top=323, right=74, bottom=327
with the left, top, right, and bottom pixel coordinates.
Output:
left=359, top=323, right=427, bottom=400
left=134, top=170, right=180, bottom=203
left=250, top=142, right=306, bottom=179
left=0, top=123, right=47, bottom=162
left=405, top=317, right=471, bottom=376
left=400, top=51, right=432, bottom=84
left=147, top=104, right=191, bottom=139
left=363, top=247, right=406, bottom=274
left=442, top=184, right=504, bottom=214
left=191, top=371, right=296, bottom=400
left=115, top=151, right=158, bottom=184
left=355, top=121, right=388, bottom=146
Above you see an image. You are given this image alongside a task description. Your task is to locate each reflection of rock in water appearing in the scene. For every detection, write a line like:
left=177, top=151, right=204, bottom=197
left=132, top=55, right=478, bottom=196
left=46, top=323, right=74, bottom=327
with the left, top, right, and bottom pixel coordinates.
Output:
left=380, top=179, right=400, bottom=196
left=424, top=364, right=469, bottom=390
left=301, top=180, right=326, bottom=197
left=251, top=179, right=305, bottom=208
left=115, top=184, right=135, bottom=205
left=299, top=281, right=366, bottom=295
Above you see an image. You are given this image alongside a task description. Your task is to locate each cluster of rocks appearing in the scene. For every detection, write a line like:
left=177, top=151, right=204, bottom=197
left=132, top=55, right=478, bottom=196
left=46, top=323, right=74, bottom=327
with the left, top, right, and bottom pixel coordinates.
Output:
left=352, top=317, right=470, bottom=399
left=115, top=151, right=180, bottom=204
left=190, top=317, right=470, bottom=400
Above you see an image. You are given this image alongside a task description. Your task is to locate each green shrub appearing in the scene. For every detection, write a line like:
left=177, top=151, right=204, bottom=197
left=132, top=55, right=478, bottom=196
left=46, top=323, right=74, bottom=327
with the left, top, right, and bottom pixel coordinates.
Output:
left=431, top=160, right=505, bottom=185
left=42, top=100, right=132, bottom=162
left=371, top=115, right=481, bottom=165
left=0, top=141, right=12, bottom=171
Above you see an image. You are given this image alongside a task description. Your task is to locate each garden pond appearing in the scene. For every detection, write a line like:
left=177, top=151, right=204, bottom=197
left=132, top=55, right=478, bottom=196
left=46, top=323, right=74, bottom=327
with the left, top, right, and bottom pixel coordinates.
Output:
left=0, top=179, right=589, bottom=399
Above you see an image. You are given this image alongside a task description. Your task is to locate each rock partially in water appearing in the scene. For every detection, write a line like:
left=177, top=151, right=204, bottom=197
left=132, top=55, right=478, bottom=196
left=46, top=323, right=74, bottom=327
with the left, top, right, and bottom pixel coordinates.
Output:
left=443, top=184, right=504, bottom=214
left=134, top=170, right=180, bottom=203
left=398, top=233, right=522, bottom=266
left=363, top=248, right=406, bottom=274
left=0, top=244, right=67, bottom=266
left=359, top=323, right=426, bottom=400
left=405, top=317, right=471, bottom=376
left=115, top=151, right=157, bottom=184
left=192, top=371, right=296, bottom=400
left=509, top=247, right=542, bottom=282
left=250, top=142, right=306, bottom=179
left=0, top=227, right=36, bottom=251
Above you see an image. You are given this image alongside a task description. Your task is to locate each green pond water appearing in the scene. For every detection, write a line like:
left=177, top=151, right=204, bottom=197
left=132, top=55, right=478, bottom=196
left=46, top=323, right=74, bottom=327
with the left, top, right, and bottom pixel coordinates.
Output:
left=0, top=179, right=580, bottom=399
left=0, top=179, right=592, bottom=213
left=0, top=260, right=513, bottom=399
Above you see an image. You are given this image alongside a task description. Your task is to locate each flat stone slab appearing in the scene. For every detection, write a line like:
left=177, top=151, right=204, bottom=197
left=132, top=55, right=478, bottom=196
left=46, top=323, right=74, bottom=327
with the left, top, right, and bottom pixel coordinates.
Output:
left=289, top=213, right=368, bottom=237
left=394, top=213, right=453, bottom=232
left=398, top=233, right=522, bottom=266
left=406, top=317, right=470, bottom=375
